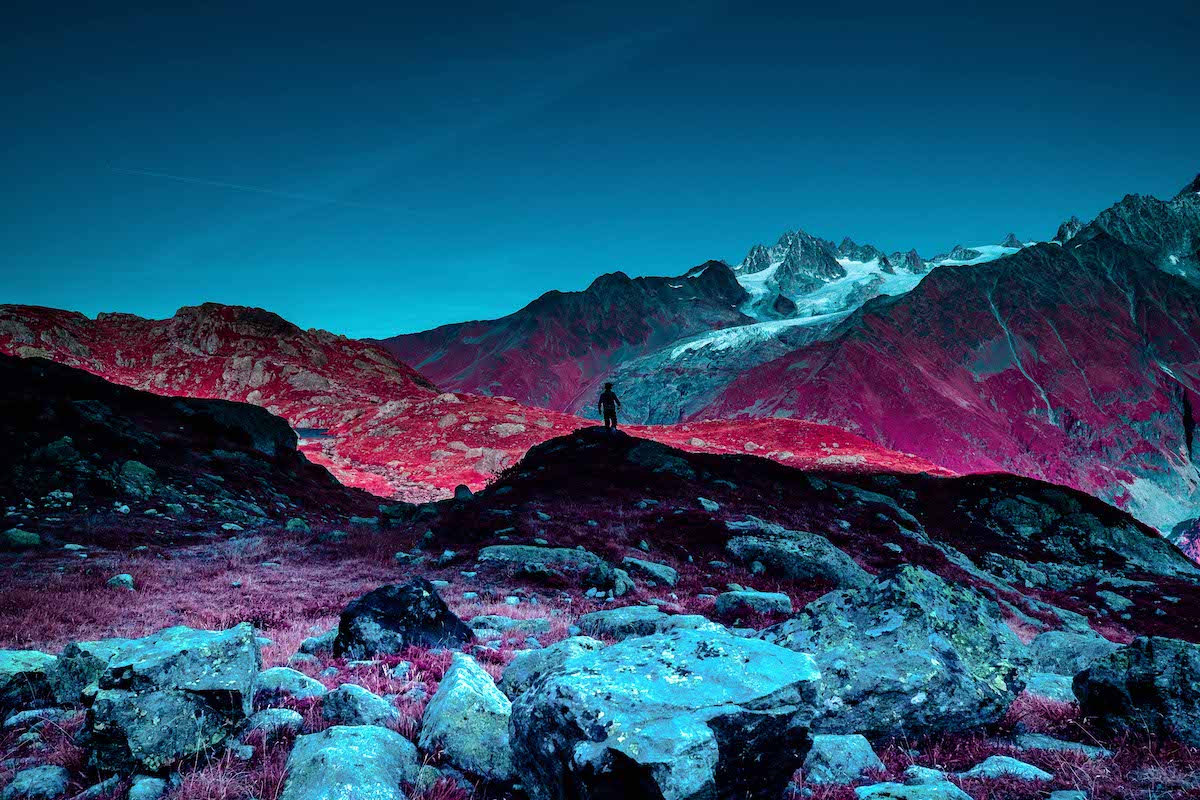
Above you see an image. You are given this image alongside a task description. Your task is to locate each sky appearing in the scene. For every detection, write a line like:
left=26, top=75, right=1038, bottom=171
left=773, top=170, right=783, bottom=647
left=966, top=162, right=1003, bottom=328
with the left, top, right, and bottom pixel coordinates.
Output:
left=2, top=1, right=1198, bottom=337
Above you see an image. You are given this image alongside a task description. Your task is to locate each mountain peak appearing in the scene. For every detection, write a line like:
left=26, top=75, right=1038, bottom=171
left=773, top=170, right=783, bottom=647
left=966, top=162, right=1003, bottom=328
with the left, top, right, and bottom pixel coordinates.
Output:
left=1053, top=215, right=1084, bottom=243
left=1179, top=173, right=1200, bottom=198
left=1000, top=233, right=1024, bottom=249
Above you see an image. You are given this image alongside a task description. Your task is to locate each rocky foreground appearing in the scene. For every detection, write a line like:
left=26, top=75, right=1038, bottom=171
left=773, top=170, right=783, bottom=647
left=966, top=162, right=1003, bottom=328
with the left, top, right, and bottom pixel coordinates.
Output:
left=3, top=420, right=1200, bottom=799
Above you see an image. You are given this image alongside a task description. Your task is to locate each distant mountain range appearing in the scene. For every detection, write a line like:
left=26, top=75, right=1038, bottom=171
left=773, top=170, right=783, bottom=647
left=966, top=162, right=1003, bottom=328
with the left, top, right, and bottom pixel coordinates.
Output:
left=3, top=172, right=1198, bottom=545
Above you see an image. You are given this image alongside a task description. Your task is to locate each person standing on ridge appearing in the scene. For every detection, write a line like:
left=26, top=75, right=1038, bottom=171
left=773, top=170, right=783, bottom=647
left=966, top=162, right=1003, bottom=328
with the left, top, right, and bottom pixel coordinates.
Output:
left=598, top=382, right=621, bottom=430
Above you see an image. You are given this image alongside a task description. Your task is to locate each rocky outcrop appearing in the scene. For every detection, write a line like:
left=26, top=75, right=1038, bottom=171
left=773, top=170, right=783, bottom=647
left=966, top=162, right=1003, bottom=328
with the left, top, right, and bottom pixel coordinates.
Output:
left=86, top=624, right=260, bottom=772
left=509, top=628, right=821, bottom=800
left=763, top=566, right=1028, bottom=738
left=279, top=725, right=419, bottom=800
left=419, top=653, right=514, bottom=780
left=334, top=578, right=472, bottom=658
left=1073, top=636, right=1200, bottom=745
left=48, top=639, right=128, bottom=705
left=321, top=684, right=401, bottom=727
left=802, top=734, right=885, bottom=785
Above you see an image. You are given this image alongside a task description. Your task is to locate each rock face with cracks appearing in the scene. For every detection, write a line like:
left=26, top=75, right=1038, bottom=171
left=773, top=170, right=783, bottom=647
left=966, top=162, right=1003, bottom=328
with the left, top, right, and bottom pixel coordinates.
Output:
left=762, top=565, right=1027, bottom=738
left=86, top=624, right=260, bottom=772
left=509, top=628, right=820, bottom=800
left=1073, top=635, right=1200, bottom=745
left=419, top=653, right=514, bottom=780
left=334, top=578, right=472, bottom=659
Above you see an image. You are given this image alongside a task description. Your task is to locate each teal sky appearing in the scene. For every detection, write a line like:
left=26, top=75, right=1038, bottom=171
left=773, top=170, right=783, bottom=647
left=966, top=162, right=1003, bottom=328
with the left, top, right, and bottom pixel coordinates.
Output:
left=2, top=0, right=1197, bottom=336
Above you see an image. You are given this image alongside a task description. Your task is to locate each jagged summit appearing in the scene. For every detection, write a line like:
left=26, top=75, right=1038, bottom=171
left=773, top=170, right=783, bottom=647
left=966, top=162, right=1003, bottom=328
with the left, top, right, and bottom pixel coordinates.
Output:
left=1000, top=233, right=1025, bottom=249
left=1053, top=215, right=1084, bottom=243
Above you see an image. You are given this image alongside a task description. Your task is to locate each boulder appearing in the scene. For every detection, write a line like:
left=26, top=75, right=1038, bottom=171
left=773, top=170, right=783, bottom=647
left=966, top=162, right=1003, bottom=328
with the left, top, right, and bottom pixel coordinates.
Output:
left=48, top=639, right=128, bottom=704
left=476, top=545, right=634, bottom=596
left=1073, top=636, right=1200, bottom=745
left=299, top=628, right=337, bottom=655
left=855, top=782, right=974, bottom=799
left=419, top=653, right=513, bottom=780
left=958, top=755, right=1052, bottom=781
left=279, top=725, right=420, bottom=800
left=621, top=556, right=679, bottom=587
left=726, top=517, right=872, bottom=589
left=86, top=624, right=260, bottom=771
left=1029, top=630, right=1121, bottom=676
left=499, top=636, right=605, bottom=699
left=127, top=778, right=167, bottom=800
left=105, top=574, right=135, bottom=591
left=0, top=650, right=56, bottom=713
left=575, top=605, right=721, bottom=641
left=334, top=578, right=472, bottom=659
left=802, top=734, right=885, bottom=785
left=0, top=529, right=41, bottom=550
left=509, top=628, right=821, bottom=800
left=762, top=565, right=1028, bottom=738
left=255, top=666, right=328, bottom=703
left=1009, top=732, right=1111, bottom=759
left=0, top=766, right=69, bottom=800
left=715, top=590, right=792, bottom=616
left=321, top=684, right=401, bottom=727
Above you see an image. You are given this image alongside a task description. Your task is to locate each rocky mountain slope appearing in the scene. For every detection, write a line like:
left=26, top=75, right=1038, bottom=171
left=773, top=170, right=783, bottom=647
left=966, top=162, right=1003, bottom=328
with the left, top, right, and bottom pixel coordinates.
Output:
left=4, top=429, right=1200, bottom=800
left=706, top=234, right=1200, bottom=537
left=376, top=262, right=752, bottom=411
left=0, top=354, right=374, bottom=538
left=0, top=303, right=590, bottom=500
left=1072, top=173, right=1200, bottom=281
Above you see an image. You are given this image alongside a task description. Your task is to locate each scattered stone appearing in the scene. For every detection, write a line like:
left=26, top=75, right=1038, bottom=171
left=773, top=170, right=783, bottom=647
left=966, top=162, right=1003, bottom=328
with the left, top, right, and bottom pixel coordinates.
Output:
left=762, top=565, right=1028, bottom=737
left=321, top=684, right=401, bottom=727
left=285, top=517, right=311, bottom=534
left=1096, top=590, right=1134, bottom=613
left=902, top=765, right=948, bottom=785
left=334, top=578, right=472, bottom=658
left=298, top=628, right=336, bottom=655
left=575, top=605, right=722, bottom=641
left=105, top=573, right=135, bottom=591
left=698, top=497, right=720, bottom=512
left=1010, top=732, right=1112, bottom=759
left=279, top=725, right=420, bottom=800
left=389, top=661, right=411, bottom=680
left=0, top=765, right=69, bottom=800
left=1074, top=636, right=1200, bottom=745
left=87, top=624, right=260, bottom=772
left=73, top=777, right=120, bottom=800
left=255, top=667, right=328, bottom=703
left=959, top=755, right=1052, bottom=781
left=499, top=636, right=606, bottom=699
left=725, top=517, right=872, bottom=589
left=1047, top=792, right=1088, bottom=800
left=510, top=629, right=820, bottom=800
left=621, top=556, right=679, bottom=587
left=3, top=708, right=72, bottom=729
left=715, top=590, right=792, bottom=615
left=419, top=653, right=514, bottom=780
left=802, top=734, right=885, bottom=785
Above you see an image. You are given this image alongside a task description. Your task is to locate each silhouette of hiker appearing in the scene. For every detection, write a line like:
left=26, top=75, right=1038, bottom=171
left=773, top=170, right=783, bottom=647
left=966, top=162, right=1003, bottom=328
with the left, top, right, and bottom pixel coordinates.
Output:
left=598, top=382, right=621, bottom=430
